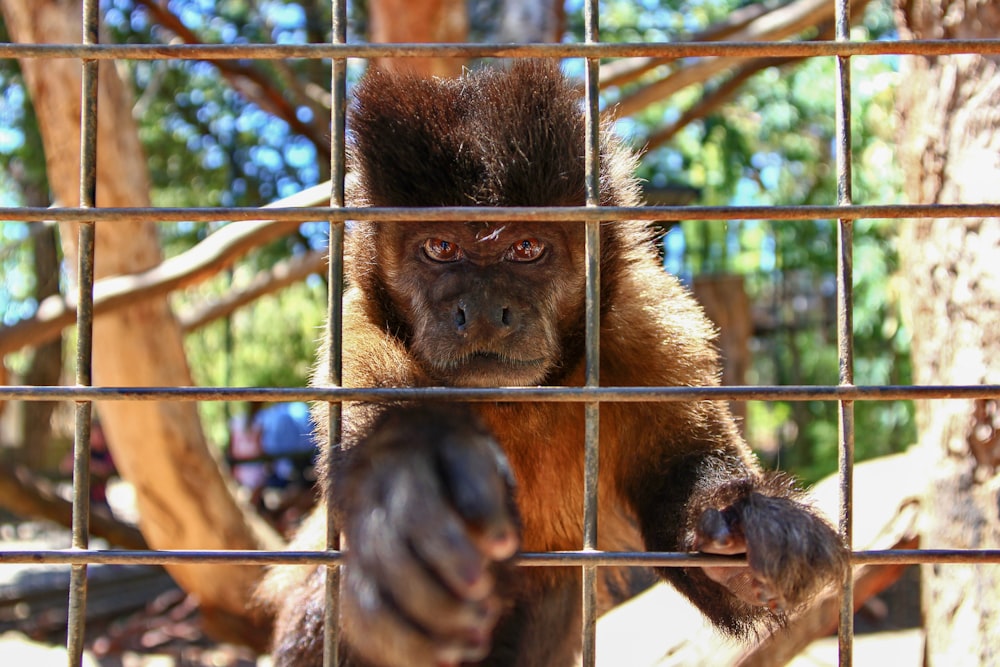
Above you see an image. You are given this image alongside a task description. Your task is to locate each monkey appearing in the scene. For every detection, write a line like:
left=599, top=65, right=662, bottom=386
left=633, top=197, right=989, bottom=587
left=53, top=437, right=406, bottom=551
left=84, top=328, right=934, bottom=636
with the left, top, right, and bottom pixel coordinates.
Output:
left=257, top=60, right=847, bottom=667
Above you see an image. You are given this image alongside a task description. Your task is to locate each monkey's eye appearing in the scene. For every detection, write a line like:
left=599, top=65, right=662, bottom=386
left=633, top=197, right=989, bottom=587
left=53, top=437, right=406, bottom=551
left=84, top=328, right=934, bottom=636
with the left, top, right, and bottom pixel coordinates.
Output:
left=422, top=238, right=463, bottom=262
left=506, top=238, right=546, bottom=262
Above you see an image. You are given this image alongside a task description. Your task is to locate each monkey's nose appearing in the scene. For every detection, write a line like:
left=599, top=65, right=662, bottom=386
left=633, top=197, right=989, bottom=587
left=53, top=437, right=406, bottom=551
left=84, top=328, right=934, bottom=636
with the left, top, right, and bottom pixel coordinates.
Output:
left=453, top=301, right=514, bottom=338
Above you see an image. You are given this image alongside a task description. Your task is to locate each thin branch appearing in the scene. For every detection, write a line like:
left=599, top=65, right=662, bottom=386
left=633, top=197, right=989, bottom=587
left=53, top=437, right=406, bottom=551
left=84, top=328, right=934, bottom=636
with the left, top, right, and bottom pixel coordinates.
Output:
left=643, top=17, right=840, bottom=152
left=607, top=0, right=861, bottom=120
left=613, top=0, right=870, bottom=146
left=599, top=0, right=783, bottom=89
left=133, top=0, right=331, bottom=161
left=0, top=183, right=331, bottom=357
left=178, top=249, right=327, bottom=333
left=0, top=463, right=148, bottom=550
left=643, top=55, right=789, bottom=151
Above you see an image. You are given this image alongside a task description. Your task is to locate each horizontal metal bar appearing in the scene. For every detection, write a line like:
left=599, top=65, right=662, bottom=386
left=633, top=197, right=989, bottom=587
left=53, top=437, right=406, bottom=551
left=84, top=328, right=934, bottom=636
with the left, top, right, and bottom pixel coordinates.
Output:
left=4, top=203, right=1000, bottom=224
left=1, top=39, right=998, bottom=61
left=851, top=550, right=1000, bottom=566
left=0, top=549, right=340, bottom=566
left=522, top=550, right=1000, bottom=567
left=2, top=384, right=998, bottom=402
left=2, top=548, right=997, bottom=567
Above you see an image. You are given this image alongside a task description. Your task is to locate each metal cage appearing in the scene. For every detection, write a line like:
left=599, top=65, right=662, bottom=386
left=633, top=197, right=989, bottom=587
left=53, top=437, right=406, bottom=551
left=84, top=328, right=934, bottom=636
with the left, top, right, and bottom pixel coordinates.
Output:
left=1, top=1, right=999, bottom=666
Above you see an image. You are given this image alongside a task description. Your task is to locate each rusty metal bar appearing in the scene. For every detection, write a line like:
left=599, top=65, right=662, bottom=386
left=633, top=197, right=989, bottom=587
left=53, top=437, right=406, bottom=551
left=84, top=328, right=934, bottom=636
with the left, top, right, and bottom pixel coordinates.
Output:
left=2, top=39, right=999, bottom=60
left=581, top=3, right=602, bottom=665
left=323, top=0, right=347, bottom=665
left=66, top=2, right=100, bottom=666
left=834, top=0, right=856, bottom=664
left=6, top=202, right=1000, bottom=224
left=2, top=383, right=998, bottom=403
left=2, top=548, right=998, bottom=568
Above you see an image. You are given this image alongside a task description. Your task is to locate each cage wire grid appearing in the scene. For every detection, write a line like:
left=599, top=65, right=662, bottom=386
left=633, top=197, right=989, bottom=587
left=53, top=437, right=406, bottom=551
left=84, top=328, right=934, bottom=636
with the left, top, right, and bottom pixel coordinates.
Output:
left=1, top=1, right=1000, bottom=666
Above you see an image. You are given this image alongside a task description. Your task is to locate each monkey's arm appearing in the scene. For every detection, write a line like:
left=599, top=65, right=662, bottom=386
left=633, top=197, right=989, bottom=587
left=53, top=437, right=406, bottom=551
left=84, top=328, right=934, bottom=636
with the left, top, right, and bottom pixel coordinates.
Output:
left=627, top=438, right=846, bottom=636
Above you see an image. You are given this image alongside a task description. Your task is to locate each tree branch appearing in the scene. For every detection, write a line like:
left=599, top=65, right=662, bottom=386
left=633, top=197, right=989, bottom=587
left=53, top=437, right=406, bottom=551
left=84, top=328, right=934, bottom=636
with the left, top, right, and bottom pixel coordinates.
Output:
left=133, top=0, right=331, bottom=162
left=0, top=463, right=148, bottom=550
left=606, top=0, right=868, bottom=121
left=179, top=248, right=327, bottom=333
left=599, top=0, right=782, bottom=89
left=643, top=15, right=841, bottom=152
left=0, top=183, right=331, bottom=357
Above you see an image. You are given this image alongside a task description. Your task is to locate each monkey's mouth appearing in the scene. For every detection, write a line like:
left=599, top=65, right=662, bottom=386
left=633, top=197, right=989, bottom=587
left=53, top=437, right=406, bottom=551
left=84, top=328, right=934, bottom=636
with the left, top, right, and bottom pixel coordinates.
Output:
left=435, top=351, right=549, bottom=387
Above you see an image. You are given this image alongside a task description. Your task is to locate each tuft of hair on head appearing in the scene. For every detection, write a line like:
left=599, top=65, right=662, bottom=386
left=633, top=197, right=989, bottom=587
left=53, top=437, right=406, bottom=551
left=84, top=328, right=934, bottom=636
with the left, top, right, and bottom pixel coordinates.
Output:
left=347, top=60, right=640, bottom=210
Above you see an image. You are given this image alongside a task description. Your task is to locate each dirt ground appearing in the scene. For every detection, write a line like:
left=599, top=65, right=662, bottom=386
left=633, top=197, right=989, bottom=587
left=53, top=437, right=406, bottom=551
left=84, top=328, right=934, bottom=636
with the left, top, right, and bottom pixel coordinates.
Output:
left=0, top=628, right=925, bottom=667
left=0, top=483, right=926, bottom=667
left=0, top=574, right=925, bottom=667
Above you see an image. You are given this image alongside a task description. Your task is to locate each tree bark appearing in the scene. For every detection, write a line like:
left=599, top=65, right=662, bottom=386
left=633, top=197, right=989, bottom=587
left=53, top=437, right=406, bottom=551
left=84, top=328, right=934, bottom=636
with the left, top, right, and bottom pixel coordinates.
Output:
left=0, top=0, right=280, bottom=647
left=369, top=0, right=467, bottom=77
left=492, top=0, right=564, bottom=43
left=692, top=275, right=751, bottom=430
left=20, top=222, right=62, bottom=469
left=0, top=463, right=148, bottom=550
left=895, top=1, right=1000, bottom=664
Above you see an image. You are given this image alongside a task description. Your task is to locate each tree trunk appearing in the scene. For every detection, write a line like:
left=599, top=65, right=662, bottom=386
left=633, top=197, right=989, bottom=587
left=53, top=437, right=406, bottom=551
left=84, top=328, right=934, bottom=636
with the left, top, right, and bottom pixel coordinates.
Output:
left=895, top=1, right=1000, bottom=664
left=692, top=275, right=751, bottom=431
left=493, top=0, right=564, bottom=43
left=0, top=463, right=148, bottom=550
left=21, top=222, right=62, bottom=469
left=0, top=0, right=280, bottom=647
left=368, top=0, right=467, bottom=77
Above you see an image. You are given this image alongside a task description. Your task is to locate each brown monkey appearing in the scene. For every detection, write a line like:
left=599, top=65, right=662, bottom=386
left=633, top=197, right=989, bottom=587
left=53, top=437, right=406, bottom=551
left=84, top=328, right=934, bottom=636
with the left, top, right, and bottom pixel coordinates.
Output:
left=259, top=61, right=846, bottom=667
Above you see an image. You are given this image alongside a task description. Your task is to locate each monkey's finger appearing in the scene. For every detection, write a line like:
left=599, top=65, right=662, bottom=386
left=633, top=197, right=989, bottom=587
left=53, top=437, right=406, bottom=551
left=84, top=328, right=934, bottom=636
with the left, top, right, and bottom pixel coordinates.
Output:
left=468, top=519, right=519, bottom=561
left=340, top=564, right=494, bottom=667
left=351, top=475, right=501, bottom=635
left=387, top=457, right=501, bottom=602
left=702, top=565, right=785, bottom=609
left=406, top=505, right=497, bottom=603
left=361, top=525, right=499, bottom=635
left=741, top=493, right=848, bottom=607
left=694, top=507, right=746, bottom=555
left=436, top=437, right=520, bottom=561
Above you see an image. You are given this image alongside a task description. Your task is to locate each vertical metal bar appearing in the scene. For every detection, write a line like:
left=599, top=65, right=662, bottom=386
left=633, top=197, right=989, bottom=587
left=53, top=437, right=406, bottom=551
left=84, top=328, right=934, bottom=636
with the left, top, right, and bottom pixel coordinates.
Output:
left=323, top=0, right=347, bottom=665
left=581, top=1, right=601, bottom=666
left=834, top=0, right=855, bottom=665
left=67, top=2, right=100, bottom=666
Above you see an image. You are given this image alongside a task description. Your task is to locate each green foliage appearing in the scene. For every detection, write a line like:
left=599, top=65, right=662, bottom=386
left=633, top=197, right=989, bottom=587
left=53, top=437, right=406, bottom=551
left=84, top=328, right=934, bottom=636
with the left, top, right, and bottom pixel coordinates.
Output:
left=566, top=0, right=739, bottom=43
left=587, top=0, right=915, bottom=482
left=181, top=276, right=327, bottom=445
left=105, top=2, right=325, bottom=210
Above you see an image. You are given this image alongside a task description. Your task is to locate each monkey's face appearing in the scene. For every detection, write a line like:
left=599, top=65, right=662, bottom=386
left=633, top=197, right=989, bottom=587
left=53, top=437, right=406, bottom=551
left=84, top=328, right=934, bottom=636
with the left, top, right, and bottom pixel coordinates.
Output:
left=375, top=221, right=586, bottom=387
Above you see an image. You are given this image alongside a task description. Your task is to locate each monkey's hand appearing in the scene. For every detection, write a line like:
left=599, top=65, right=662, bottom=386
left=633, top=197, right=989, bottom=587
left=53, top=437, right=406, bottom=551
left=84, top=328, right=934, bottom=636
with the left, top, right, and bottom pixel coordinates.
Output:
left=694, top=491, right=846, bottom=612
left=336, top=407, right=520, bottom=667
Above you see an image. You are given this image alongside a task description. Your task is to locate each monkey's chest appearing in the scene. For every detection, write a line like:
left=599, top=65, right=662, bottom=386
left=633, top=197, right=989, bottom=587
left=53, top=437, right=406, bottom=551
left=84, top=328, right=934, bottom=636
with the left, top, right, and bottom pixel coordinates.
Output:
left=476, top=402, right=634, bottom=553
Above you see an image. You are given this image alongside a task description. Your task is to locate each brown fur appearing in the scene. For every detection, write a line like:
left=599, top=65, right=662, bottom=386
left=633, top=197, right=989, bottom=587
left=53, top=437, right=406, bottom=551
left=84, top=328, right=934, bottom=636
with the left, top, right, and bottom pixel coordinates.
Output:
left=259, top=61, right=846, bottom=667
